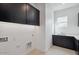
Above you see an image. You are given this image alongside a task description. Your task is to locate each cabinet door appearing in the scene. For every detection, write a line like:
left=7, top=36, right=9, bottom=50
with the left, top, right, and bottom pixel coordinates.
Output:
left=53, top=35, right=75, bottom=50
left=53, top=35, right=65, bottom=46
left=26, top=4, right=40, bottom=26
left=0, top=3, right=26, bottom=24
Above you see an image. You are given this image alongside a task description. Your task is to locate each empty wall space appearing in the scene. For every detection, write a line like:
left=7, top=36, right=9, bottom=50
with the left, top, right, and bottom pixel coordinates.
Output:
left=0, top=22, right=37, bottom=54
left=45, top=4, right=53, bottom=51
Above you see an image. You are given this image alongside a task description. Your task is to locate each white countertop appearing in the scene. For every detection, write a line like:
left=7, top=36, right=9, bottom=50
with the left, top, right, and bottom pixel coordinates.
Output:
left=55, top=34, right=79, bottom=40
left=65, top=34, right=79, bottom=40
left=74, top=36, right=79, bottom=40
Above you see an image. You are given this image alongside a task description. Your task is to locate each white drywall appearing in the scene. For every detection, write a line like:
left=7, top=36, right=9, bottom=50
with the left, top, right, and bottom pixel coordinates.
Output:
left=0, top=22, right=35, bottom=54
left=45, top=4, right=53, bottom=51
left=54, top=4, right=79, bottom=36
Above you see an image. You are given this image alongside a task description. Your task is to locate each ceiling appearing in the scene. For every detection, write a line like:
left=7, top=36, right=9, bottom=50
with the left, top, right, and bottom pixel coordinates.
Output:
left=48, top=3, right=79, bottom=11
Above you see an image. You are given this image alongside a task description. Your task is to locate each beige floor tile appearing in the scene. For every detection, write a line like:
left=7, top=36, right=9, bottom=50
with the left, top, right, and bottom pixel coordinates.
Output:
left=46, top=46, right=76, bottom=55
left=28, top=49, right=45, bottom=55
left=29, top=46, right=76, bottom=55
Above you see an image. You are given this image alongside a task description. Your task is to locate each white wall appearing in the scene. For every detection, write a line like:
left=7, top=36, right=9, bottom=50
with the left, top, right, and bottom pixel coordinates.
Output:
left=54, top=4, right=79, bottom=36
left=45, top=4, right=53, bottom=51
left=0, top=22, right=35, bottom=54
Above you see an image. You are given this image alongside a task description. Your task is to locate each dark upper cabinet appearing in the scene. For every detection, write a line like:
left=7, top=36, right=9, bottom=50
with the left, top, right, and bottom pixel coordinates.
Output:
left=26, top=4, right=40, bottom=26
left=0, top=3, right=40, bottom=26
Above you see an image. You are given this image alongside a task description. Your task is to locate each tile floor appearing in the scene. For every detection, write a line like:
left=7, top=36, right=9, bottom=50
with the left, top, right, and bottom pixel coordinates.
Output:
left=46, top=46, right=76, bottom=55
left=29, top=46, right=76, bottom=55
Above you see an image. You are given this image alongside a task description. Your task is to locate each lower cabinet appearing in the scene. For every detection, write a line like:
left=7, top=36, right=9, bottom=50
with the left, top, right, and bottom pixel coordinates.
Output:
left=53, top=35, right=76, bottom=50
left=75, top=40, right=79, bottom=55
left=52, top=35, right=79, bottom=55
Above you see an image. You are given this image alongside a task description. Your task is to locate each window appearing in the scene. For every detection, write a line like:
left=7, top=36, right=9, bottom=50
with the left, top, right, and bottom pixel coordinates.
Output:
left=55, top=16, right=68, bottom=35
left=56, top=16, right=68, bottom=28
